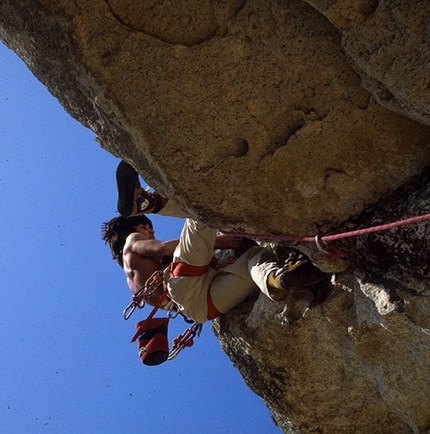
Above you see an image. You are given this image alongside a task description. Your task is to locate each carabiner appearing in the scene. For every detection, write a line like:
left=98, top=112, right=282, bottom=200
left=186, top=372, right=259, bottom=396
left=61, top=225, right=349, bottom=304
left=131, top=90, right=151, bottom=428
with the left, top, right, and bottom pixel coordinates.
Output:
left=315, top=235, right=329, bottom=254
left=315, top=235, right=348, bottom=261
left=123, top=298, right=146, bottom=321
left=123, top=301, right=136, bottom=321
left=168, top=323, right=202, bottom=360
left=165, top=300, right=180, bottom=319
left=145, top=270, right=164, bottom=289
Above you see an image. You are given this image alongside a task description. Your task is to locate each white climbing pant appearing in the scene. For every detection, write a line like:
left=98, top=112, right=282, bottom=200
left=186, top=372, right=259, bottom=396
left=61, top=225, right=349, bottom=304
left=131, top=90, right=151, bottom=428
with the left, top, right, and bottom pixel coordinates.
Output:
left=156, top=199, right=189, bottom=219
left=167, top=218, right=280, bottom=324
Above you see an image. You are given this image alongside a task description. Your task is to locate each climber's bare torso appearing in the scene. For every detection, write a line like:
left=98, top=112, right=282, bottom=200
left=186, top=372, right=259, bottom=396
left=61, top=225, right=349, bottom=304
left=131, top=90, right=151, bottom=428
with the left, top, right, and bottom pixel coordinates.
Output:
left=122, top=224, right=179, bottom=305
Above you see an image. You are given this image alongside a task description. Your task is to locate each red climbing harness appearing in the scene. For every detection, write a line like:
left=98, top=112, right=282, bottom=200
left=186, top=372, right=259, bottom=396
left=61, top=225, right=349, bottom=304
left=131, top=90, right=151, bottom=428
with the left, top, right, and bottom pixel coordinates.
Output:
left=169, top=256, right=218, bottom=276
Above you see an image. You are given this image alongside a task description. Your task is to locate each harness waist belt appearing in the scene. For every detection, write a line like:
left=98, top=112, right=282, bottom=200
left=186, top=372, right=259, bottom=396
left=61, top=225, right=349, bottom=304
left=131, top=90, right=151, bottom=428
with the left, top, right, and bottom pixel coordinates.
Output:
left=169, top=257, right=218, bottom=277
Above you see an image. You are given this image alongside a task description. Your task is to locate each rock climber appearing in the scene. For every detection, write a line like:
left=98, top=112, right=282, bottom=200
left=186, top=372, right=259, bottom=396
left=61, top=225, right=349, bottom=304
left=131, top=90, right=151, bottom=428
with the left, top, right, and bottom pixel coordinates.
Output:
left=101, top=161, right=328, bottom=324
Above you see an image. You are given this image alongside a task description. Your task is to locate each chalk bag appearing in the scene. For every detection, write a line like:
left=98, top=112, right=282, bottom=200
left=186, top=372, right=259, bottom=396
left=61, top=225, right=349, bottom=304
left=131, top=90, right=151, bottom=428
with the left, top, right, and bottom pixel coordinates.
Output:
left=131, top=317, right=170, bottom=366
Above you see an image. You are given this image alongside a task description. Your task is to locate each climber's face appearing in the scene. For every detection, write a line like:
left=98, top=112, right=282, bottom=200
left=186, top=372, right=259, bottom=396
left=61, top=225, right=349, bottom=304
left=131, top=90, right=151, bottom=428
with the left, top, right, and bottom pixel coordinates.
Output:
left=135, top=223, right=155, bottom=240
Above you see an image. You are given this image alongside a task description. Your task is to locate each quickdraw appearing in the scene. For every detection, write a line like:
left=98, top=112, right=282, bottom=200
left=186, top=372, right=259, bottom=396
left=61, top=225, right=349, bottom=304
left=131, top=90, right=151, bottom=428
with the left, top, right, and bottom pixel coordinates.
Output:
left=168, top=323, right=203, bottom=360
left=123, top=268, right=166, bottom=320
left=315, top=235, right=349, bottom=262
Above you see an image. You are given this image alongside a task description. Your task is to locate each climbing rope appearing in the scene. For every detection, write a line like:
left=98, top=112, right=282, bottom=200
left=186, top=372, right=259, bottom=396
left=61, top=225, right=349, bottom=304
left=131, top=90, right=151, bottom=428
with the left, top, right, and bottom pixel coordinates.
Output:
left=224, top=213, right=430, bottom=260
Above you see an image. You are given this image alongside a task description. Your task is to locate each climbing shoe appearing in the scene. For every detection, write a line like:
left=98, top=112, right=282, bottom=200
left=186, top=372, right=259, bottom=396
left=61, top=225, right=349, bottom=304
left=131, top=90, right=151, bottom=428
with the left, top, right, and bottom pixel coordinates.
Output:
left=116, top=160, right=163, bottom=217
left=268, top=260, right=329, bottom=301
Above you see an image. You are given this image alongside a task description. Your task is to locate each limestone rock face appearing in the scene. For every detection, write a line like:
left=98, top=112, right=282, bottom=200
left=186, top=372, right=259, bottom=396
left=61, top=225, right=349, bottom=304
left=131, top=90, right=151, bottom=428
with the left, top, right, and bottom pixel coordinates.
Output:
left=214, top=274, right=430, bottom=434
left=2, top=0, right=430, bottom=236
left=214, top=171, right=430, bottom=433
left=1, top=1, right=429, bottom=433
left=306, top=0, right=430, bottom=126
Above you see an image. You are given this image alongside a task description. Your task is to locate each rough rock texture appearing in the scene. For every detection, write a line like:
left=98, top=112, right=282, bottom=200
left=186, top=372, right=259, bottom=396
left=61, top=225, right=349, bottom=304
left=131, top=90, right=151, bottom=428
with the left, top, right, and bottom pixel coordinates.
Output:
left=215, top=170, right=430, bottom=433
left=306, top=0, right=430, bottom=126
left=1, top=1, right=429, bottom=433
left=2, top=0, right=430, bottom=236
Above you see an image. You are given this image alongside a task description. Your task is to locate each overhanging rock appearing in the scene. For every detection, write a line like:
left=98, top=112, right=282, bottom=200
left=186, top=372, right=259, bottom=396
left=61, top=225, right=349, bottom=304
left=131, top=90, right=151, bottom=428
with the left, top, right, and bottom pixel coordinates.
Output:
left=2, top=0, right=430, bottom=235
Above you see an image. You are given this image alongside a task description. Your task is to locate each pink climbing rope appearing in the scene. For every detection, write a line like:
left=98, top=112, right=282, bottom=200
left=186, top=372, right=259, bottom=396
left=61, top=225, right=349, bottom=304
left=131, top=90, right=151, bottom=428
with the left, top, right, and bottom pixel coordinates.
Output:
left=224, top=213, right=430, bottom=243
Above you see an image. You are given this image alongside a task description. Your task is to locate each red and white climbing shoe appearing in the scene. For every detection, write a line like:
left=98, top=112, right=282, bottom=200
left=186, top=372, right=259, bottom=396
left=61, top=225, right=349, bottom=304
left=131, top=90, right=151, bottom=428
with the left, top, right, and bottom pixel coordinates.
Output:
left=116, top=160, right=163, bottom=217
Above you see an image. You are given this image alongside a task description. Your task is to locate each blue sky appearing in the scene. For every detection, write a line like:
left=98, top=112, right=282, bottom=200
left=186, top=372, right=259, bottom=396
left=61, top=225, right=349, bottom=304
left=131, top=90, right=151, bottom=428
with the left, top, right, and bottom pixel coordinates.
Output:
left=0, top=42, right=280, bottom=433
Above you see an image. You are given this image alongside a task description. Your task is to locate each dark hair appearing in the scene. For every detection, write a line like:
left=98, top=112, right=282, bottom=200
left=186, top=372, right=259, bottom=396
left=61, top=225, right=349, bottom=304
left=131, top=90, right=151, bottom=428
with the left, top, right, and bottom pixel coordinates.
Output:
left=101, top=214, right=153, bottom=267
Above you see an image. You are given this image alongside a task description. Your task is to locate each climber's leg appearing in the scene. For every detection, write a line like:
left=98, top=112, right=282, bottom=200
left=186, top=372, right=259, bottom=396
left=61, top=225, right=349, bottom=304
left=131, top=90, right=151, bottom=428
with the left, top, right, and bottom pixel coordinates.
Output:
left=267, top=259, right=329, bottom=300
left=209, top=246, right=281, bottom=311
left=210, top=247, right=330, bottom=308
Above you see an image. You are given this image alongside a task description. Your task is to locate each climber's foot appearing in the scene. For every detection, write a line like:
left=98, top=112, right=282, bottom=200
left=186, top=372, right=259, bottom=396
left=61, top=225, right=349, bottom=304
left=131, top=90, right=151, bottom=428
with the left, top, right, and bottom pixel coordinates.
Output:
left=268, top=260, right=329, bottom=301
left=116, top=160, right=164, bottom=216
left=116, top=160, right=143, bottom=217
left=281, top=260, right=328, bottom=289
